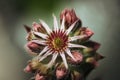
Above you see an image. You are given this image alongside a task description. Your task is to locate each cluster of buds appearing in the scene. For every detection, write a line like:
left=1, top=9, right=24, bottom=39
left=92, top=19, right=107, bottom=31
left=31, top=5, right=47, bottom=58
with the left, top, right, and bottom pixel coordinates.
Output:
left=24, top=8, right=104, bottom=80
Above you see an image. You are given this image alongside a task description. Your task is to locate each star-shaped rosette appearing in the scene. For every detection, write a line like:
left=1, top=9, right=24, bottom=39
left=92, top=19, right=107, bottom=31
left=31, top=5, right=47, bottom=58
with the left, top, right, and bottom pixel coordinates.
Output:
left=24, top=9, right=104, bottom=80
left=25, top=14, right=89, bottom=69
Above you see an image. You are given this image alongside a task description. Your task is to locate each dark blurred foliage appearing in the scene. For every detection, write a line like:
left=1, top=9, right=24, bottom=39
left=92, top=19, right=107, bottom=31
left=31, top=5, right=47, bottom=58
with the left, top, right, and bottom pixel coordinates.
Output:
left=0, top=0, right=62, bottom=32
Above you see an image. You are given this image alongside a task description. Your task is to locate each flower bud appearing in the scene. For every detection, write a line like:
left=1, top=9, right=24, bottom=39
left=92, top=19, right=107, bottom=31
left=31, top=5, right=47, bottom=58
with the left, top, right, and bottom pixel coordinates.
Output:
left=28, top=42, right=40, bottom=52
left=32, top=22, right=46, bottom=33
left=24, top=60, right=40, bottom=73
left=55, top=63, right=68, bottom=79
left=68, top=51, right=83, bottom=64
left=35, top=72, right=46, bottom=80
left=79, top=27, right=94, bottom=40
left=25, top=41, right=44, bottom=55
left=60, top=8, right=82, bottom=30
left=24, top=64, right=32, bottom=73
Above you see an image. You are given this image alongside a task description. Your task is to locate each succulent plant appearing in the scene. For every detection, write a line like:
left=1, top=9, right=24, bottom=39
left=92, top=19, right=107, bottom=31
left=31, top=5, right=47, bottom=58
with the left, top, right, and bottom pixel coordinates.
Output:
left=24, top=8, right=104, bottom=80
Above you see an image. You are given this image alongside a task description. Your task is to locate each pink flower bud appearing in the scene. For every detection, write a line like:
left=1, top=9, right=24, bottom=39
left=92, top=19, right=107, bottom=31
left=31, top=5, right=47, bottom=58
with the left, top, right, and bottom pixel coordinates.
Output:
left=24, top=64, right=32, bottom=73
left=56, top=68, right=67, bottom=79
left=32, top=22, right=46, bottom=33
left=68, top=51, right=83, bottom=64
left=24, top=60, right=38, bottom=73
left=25, top=41, right=44, bottom=55
left=35, top=73, right=46, bottom=80
left=79, top=27, right=94, bottom=40
left=28, top=42, right=39, bottom=50
left=60, top=8, right=81, bottom=29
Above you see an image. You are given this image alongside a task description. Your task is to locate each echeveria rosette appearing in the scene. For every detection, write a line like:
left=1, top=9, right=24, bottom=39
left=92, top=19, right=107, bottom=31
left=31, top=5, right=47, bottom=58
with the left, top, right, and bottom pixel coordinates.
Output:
left=24, top=8, right=104, bottom=80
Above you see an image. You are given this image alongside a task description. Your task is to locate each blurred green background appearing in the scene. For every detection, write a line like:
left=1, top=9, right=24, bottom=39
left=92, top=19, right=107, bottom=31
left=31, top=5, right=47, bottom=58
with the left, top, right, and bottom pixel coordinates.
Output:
left=0, top=0, right=120, bottom=80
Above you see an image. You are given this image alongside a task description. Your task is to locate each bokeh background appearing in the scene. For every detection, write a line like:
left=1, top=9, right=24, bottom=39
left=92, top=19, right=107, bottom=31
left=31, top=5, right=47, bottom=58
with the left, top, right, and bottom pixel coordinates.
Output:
left=0, top=0, right=120, bottom=80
